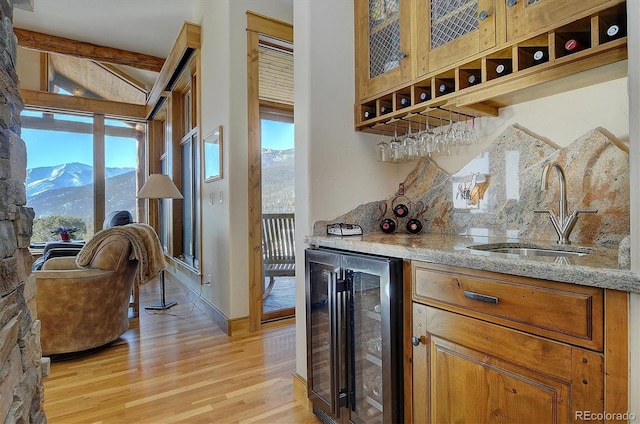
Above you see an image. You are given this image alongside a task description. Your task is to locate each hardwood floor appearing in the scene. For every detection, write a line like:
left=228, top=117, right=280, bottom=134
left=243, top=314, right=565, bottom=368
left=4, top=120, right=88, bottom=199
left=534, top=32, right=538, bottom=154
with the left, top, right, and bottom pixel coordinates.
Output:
left=43, top=278, right=320, bottom=423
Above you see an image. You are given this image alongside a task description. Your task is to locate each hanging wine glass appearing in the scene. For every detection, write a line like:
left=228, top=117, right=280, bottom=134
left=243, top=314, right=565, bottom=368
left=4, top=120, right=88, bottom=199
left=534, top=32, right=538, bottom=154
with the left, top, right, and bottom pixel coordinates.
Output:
left=388, top=124, right=402, bottom=162
left=434, top=114, right=447, bottom=156
left=402, top=121, right=417, bottom=160
left=375, top=134, right=389, bottom=162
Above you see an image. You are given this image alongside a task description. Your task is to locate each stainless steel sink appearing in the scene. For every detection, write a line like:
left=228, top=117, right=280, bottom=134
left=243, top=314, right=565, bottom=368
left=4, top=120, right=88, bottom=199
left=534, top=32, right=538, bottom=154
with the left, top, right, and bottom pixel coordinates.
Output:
left=467, top=243, right=592, bottom=257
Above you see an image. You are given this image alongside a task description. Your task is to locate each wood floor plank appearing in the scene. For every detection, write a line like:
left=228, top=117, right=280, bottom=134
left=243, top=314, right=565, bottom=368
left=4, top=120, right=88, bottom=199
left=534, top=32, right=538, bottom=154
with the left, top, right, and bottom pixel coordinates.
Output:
left=43, top=278, right=319, bottom=423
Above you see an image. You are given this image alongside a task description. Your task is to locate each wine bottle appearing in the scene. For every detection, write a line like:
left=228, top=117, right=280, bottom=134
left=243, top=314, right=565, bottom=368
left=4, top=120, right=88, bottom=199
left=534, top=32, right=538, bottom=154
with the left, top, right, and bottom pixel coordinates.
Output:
left=418, top=90, right=430, bottom=102
left=606, top=23, right=625, bottom=41
left=380, top=105, right=392, bottom=114
left=495, top=62, right=512, bottom=76
left=467, top=74, right=480, bottom=86
left=438, top=81, right=454, bottom=95
left=363, top=110, right=376, bottom=120
left=564, top=39, right=585, bottom=53
left=532, top=49, right=548, bottom=63
left=399, top=96, right=411, bottom=107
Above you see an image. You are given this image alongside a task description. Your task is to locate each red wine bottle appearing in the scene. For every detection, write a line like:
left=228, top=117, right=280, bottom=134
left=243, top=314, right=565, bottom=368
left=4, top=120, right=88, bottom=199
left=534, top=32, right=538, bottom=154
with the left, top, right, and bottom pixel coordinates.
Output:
left=364, top=110, right=376, bottom=120
left=418, top=90, right=430, bottom=102
left=380, top=105, right=392, bottom=114
left=564, top=39, right=585, bottom=53
left=399, top=96, right=411, bottom=107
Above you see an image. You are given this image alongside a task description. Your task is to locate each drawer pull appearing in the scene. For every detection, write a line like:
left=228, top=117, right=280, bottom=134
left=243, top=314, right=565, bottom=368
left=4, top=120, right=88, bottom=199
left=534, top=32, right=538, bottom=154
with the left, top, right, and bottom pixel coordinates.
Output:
left=464, top=291, right=499, bottom=304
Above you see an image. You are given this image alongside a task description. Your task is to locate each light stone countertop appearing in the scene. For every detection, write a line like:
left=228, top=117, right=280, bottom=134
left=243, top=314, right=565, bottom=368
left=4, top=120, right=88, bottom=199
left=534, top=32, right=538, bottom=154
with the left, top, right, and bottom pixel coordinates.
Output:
left=304, top=233, right=640, bottom=293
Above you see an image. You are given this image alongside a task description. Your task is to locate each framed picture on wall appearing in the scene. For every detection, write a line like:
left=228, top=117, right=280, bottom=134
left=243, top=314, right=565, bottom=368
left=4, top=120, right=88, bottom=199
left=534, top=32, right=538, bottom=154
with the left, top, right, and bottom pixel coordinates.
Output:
left=203, top=126, right=223, bottom=182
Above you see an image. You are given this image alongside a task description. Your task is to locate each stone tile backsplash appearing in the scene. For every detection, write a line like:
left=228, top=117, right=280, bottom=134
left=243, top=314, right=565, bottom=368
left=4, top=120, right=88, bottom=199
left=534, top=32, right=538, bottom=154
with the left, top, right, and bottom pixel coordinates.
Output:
left=315, top=125, right=630, bottom=246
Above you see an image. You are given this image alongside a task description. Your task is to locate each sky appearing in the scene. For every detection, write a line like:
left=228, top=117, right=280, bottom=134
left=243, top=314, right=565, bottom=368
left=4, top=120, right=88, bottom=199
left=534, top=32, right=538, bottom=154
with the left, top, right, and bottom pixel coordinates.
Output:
left=23, top=112, right=294, bottom=170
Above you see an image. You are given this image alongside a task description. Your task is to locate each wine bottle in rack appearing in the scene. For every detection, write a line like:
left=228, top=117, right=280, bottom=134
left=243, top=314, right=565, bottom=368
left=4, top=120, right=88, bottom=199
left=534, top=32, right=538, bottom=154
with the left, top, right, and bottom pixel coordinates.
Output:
left=467, top=74, right=480, bottom=86
left=438, top=81, right=454, bottom=95
left=532, top=49, right=548, bottom=63
left=564, top=39, right=585, bottom=53
left=363, top=110, right=376, bottom=120
left=399, top=96, right=411, bottom=107
left=380, top=105, right=392, bottom=115
left=495, top=62, right=512, bottom=76
left=606, top=22, right=625, bottom=41
left=418, top=90, right=430, bottom=102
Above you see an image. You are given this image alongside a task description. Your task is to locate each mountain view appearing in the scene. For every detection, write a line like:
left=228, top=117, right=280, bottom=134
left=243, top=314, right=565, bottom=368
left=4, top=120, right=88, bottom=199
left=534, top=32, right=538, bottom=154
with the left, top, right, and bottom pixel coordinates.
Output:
left=26, top=148, right=295, bottom=222
left=262, top=148, right=294, bottom=213
left=26, top=162, right=136, bottom=223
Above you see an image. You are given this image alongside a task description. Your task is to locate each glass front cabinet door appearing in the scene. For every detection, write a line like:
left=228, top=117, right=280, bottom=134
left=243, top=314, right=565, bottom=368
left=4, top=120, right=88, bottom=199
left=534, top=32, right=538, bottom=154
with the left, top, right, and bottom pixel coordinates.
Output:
left=355, top=0, right=414, bottom=102
left=417, top=0, right=497, bottom=75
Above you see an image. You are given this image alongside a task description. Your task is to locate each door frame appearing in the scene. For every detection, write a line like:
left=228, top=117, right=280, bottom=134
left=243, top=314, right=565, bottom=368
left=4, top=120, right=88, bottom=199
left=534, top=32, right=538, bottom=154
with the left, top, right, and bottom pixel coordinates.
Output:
left=247, top=12, right=294, bottom=331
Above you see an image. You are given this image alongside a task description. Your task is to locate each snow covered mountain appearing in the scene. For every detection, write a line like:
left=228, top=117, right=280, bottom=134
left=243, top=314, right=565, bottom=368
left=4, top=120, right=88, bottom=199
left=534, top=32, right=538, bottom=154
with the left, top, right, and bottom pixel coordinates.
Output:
left=26, top=162, right=134, bottom=197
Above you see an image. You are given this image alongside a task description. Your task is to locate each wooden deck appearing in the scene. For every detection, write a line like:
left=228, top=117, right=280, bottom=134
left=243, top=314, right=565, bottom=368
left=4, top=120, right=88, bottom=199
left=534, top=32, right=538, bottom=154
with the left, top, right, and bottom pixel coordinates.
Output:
left=42, top=276, right=319, bottom=423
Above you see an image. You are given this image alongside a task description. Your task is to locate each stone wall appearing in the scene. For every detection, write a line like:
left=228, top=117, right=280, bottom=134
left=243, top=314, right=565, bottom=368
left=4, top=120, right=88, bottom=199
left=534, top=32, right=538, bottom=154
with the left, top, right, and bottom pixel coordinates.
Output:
left=0, top=0, right=45, bottom=422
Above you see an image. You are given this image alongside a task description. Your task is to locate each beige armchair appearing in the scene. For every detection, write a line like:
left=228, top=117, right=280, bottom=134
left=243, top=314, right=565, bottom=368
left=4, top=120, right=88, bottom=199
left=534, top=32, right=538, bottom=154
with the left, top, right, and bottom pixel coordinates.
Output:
left=35, top=233, right=139, bottom=356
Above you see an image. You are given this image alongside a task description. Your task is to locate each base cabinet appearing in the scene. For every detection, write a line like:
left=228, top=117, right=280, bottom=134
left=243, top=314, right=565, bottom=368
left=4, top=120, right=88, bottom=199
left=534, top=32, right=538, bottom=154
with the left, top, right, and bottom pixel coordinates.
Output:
left=409, top=262, right=627, bottom=424
left=412, top=303, right=603, bottom=423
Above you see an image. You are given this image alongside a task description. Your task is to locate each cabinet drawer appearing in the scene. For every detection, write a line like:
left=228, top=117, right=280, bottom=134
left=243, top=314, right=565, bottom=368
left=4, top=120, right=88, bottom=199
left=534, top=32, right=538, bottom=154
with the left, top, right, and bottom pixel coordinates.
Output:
left=412, top=262, right=603, bottom=350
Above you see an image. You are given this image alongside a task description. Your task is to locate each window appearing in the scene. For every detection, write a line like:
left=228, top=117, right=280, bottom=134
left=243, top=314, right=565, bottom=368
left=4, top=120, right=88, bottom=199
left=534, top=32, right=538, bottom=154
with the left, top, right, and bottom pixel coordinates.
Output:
left=154, top=75, right=200, bottom=271
left=22, top=109, right=143, bottom=243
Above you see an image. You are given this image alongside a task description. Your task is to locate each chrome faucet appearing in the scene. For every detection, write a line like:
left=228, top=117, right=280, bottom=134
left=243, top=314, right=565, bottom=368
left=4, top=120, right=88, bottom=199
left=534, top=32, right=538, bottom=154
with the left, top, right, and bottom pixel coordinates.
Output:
left=534, top=162, right=597, bottom=244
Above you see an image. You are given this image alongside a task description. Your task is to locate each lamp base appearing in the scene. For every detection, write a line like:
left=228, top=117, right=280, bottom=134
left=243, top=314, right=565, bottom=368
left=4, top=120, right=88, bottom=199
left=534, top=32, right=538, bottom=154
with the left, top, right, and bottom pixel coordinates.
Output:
left=145, top=301, right=177, bottom=311
left=146, top=269, right=177, bottom=311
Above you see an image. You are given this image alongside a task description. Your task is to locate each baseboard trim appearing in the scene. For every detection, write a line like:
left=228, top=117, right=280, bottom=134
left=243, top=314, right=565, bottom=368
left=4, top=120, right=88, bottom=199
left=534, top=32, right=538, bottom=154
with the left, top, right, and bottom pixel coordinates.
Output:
left=292, top=372, right=312, bottom=411
left=166, top=272, right=249, bottom=336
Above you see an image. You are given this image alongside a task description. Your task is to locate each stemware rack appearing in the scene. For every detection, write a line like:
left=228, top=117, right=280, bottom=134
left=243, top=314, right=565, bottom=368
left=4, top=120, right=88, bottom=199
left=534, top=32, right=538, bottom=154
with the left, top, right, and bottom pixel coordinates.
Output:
left=356, top=2, right=628, bottom=136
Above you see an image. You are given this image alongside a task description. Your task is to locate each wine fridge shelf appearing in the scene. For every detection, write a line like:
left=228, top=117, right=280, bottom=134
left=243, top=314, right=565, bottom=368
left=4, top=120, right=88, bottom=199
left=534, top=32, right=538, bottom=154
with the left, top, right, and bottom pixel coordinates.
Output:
left=356, top=2, right=628, bottom=136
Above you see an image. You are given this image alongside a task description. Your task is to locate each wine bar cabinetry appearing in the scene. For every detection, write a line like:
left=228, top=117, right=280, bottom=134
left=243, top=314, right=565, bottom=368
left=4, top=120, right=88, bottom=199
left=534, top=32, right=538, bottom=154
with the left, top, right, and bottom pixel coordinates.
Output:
left=355, top=0, right=627, bottom=136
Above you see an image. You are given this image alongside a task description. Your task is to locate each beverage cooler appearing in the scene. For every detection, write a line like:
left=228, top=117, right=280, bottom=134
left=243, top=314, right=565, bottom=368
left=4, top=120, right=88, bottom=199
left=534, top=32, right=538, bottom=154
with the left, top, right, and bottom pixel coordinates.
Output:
left=305, top=248, right=403, bottom=424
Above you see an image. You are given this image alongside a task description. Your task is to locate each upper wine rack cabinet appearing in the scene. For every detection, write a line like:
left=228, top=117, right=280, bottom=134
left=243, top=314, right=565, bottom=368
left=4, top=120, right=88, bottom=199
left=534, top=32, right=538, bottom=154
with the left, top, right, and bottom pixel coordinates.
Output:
left=354, top=0, right=628, bottom=135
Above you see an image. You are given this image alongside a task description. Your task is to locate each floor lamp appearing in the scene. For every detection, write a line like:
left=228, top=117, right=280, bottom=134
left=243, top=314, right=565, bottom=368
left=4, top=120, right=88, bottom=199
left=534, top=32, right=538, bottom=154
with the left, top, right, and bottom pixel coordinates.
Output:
left=137, top=174, right=183, bottom=310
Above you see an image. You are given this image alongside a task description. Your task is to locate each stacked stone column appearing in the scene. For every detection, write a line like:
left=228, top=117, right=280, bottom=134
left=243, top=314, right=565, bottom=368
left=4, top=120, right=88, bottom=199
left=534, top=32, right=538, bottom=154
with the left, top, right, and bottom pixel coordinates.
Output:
left=0, top=0, right=46, bottom=422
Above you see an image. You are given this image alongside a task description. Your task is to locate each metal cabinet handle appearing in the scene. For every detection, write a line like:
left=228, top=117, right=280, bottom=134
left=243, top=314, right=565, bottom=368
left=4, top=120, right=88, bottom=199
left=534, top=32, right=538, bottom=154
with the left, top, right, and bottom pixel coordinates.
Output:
left=507, top=0, right=517, bottom=7
left=399, top=52, right=407, bottom=59
left=479, top=10, right=490, bottom=20
left=464, top=290, right=499, bottom=304
left=411, top=336, right=421, bottom=346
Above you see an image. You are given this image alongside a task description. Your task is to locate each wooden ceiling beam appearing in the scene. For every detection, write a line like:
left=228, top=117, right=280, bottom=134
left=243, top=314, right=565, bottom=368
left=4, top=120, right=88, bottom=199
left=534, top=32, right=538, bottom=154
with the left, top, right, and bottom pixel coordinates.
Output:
left=21, top=89, right=147, bottom=119
left=14, top=28, right=165, bottom=73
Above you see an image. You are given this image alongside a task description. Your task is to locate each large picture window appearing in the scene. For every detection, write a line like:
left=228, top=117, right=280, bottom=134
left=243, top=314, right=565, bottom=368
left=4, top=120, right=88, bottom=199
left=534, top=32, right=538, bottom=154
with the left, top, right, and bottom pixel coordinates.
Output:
left=22, top=109, right=143, bottom=243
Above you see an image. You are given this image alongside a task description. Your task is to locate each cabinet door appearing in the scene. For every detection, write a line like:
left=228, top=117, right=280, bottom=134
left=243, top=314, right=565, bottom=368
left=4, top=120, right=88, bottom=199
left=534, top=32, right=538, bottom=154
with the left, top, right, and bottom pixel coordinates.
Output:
left=505, top=0, right=613, bottom=42
left=411, top=303, right=604, bottom=423
left=418, top=0, right=497, bottom=75
left=355, top=0, right=413, bottom=101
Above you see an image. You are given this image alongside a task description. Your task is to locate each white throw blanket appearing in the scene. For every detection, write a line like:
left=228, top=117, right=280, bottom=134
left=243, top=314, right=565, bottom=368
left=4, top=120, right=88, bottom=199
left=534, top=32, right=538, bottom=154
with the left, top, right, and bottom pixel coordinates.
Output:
left=76, top=223, right=166, bottom=284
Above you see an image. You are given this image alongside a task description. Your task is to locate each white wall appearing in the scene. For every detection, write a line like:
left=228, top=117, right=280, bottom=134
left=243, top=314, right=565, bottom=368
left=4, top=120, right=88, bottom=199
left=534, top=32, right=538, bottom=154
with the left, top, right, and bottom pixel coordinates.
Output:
left=294, top=0, right=409, bottom=378
left=197, top=0, right=293, bottom=319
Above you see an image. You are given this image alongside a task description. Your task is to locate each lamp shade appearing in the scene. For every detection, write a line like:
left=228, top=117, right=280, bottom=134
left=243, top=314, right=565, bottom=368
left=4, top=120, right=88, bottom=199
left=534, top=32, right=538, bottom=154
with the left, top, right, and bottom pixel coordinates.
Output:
left=137, top=174, right=184, bottom=199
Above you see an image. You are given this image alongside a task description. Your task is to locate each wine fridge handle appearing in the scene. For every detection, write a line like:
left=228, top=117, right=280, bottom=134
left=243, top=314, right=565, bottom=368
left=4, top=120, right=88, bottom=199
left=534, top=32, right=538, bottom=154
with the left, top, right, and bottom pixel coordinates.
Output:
left=329, top=272, right=340, bottom=416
